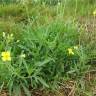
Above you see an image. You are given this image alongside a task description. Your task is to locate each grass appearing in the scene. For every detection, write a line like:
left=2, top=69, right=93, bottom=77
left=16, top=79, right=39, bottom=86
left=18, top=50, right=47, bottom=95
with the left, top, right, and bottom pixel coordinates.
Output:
left=0, top=0, right=96, bottom=96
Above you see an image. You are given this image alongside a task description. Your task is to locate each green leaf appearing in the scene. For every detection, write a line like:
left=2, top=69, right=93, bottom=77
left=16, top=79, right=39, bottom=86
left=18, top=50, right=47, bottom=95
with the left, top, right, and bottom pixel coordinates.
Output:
left=37, top=77, right=49, bottom=88
left=8, top=80, right=13, bottom=96
left=0, top=82, right=4, bottom=92
left=67, top=70, right=76, bottom=74
left=35, top=57, right=54, bottom=67
left=21, top=84, right=31, bottom=96
left=13, top=85, right=21, bottom=96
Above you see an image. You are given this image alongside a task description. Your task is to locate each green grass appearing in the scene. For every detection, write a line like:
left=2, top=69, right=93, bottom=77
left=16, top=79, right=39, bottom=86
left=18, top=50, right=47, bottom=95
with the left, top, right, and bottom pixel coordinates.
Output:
left=0, top=0, right=96, bottom=96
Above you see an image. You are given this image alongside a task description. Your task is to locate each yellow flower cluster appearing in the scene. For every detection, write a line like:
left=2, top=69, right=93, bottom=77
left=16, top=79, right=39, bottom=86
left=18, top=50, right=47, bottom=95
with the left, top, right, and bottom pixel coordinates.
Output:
left=68, top=48, right=74, bottom=55
left=1, top=32, right=26, bottom=62
left=1, top=51, right=26, bottom=62
left=68, top=46, right=78, bottom=55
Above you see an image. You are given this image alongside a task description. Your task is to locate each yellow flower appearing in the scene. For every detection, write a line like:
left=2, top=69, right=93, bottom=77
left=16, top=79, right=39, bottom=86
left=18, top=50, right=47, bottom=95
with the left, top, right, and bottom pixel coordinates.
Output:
left=20, top=54, right=26, bottom=58
left=74, top=46, right=78, bottom=50
left=68, top=48, right=74, bottom=55
left=93, top=9, right=96, bottom=16
left=1, top=51, right=11, bottom=61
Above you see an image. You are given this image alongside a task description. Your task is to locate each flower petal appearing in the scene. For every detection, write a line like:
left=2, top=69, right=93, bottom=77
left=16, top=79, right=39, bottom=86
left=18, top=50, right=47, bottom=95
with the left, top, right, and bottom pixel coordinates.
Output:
left=6, top=51, right=11, bottom=56
left=2, top=57, right=7, bottom=61
left=7, top=56, right=11, bottom=61
left=1, top=52, right=6, bottom=56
